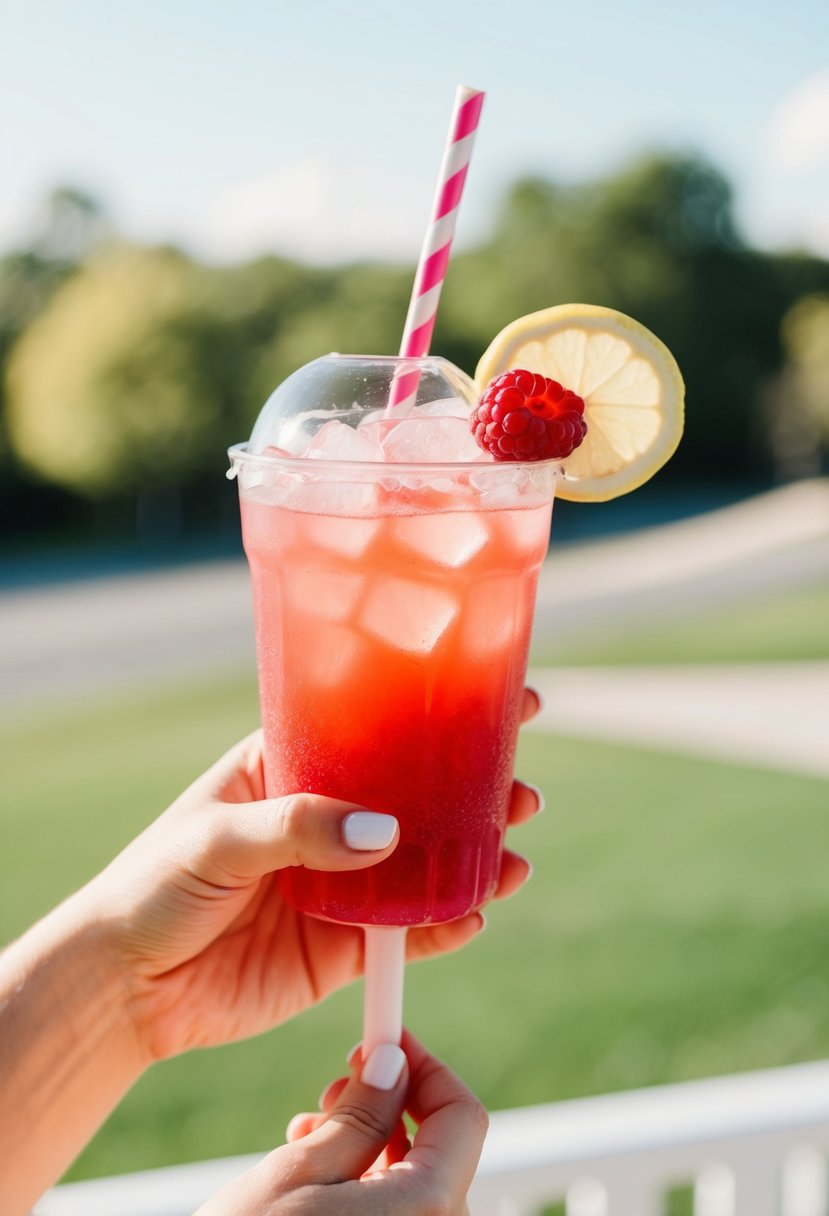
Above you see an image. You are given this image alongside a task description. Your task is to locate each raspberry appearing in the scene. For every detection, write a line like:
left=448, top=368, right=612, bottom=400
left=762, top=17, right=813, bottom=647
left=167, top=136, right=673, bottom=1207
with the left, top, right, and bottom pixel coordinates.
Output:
left=470, top=369, right=587, bottom=462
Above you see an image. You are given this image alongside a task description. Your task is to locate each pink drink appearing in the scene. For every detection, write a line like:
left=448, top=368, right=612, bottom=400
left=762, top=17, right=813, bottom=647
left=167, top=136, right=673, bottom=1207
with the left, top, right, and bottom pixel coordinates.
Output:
left=239, top=473, right=553, bottom=926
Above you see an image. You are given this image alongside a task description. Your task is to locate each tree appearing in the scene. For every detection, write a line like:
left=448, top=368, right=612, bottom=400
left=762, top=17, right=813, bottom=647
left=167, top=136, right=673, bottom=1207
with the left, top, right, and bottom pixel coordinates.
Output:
left=251, top=262, right=412, bottom=403
left=766, top=294, right=829, bottom=479
left=5, top=244, right=244, bottom=499
left=0, top=186, right=112, bottom=534
left=442, top=153, right=829, bottom=485
left=5, top=155, right=829, bottom=542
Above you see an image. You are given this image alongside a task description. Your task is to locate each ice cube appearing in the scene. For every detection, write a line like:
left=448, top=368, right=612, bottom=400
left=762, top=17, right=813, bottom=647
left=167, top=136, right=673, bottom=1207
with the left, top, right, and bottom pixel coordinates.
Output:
left=293, top=478, right=382, bottom=518
left=236, top=460, right=301, bottom=507
left=496, top=507, right=549, bottom=557
left=462, top=577, right=522, bottom=661
left=381, top=416, right=482, bottom=464
left=360, top=577, right=458, bottom=655
left=278, top=411, right=333, bottom=456
left=305, top=419, right=384, bottom=462
left=238, top=463, right=265, bottom=491
left=472, top=464, right=535, bottom=510
left=481, top=482, right=524, bottom=509
left=303, top=624, right=369, bottom=688
left=285, top=569, right=363, bottom=623
left=392, top=513, right=490, bottom=569
left=356, top=418, right=398, bottom=448
left=414, top=396, right=472, bottom=419
left=301, top=514, right=380, bottom=560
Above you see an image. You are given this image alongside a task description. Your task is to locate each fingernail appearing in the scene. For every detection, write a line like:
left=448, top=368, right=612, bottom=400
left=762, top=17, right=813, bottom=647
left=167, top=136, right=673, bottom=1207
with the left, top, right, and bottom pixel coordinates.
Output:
left=476, top=912, right=488, bottom=933
left=360, top=1043, right=406, bottom=1090
left=343, top=812, right=398, bottom=851
left=525, top=781, right=545, bottom=813
left=346, top=1041, right=362, bottom=1067
left=528, top=686, right=545, bottom=712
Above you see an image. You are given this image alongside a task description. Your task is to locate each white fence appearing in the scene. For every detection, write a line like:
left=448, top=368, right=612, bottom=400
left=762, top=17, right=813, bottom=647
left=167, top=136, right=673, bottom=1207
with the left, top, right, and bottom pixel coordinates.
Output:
left=467, top=1060, right=829, bottom=1215
left=39, top=1061, right=829, bottom=1216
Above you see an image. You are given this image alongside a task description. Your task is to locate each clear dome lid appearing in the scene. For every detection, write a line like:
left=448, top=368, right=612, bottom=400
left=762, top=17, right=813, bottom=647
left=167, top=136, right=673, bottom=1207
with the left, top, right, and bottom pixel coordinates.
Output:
left=247, top=354, right=478, bottom=457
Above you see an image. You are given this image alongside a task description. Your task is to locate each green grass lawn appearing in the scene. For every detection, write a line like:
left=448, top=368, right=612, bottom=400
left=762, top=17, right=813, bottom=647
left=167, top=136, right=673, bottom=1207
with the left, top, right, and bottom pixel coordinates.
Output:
left=3, top=672, right=829, bottom=1184
left=533, top=579, right=829, bottom=666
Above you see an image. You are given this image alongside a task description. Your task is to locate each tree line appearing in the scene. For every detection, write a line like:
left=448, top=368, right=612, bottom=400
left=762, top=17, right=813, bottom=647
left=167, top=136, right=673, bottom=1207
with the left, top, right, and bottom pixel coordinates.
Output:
left=1, top=155, right=828, bottom=543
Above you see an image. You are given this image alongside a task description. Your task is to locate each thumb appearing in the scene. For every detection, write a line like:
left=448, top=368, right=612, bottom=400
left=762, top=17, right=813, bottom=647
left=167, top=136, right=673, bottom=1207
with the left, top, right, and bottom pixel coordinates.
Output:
left=299, top=1043, right=408, bottom=1183
left=198, top=794, right=400, bottom=885
left=195, top=1046, right=408, bottom=1214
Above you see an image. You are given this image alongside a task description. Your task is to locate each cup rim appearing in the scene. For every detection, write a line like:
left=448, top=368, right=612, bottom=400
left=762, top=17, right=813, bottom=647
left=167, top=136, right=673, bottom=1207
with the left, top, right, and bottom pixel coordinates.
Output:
left=227, top=441, right=564, bottom=476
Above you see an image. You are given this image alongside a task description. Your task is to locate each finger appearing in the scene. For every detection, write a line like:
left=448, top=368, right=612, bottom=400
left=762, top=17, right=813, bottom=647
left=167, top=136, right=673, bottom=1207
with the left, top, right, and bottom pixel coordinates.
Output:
left=368, top=1119, right=411, bottom=1172
left=320, top=1068, right=409, bottom=1174
left=319, top=1075, right=349, bottom=1111
left=507, top=779, right=544, bottom=826
left=400, top=1030, right=489, bottom=1202
left=405, top=912, right=486, bottom=962
left=194, top=795, right=400, bottom=886
left=520, top=686, right=543, bottom=724
left=492, top=850, right=532, bottom=900
left=292, top=1043, right=408, bottom=1184
left=286, top=1112, right=325, bottom=1141
left=384, top=1118, right=412, bottom=1165
left=322, top=1077, right=408, bottom=1141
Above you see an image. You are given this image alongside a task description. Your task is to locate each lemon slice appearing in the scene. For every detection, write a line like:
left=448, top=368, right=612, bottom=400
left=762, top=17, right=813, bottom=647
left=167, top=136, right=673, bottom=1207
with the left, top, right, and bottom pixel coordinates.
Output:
left=475, top=304, right=684, bottom=501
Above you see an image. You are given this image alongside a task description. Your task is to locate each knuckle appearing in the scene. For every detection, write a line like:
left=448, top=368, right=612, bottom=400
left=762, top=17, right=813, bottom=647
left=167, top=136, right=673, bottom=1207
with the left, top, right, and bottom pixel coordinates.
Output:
left=272, top=1143, right=316, bottom=1189
left=466, top=1096, right=490, bottom=1139
left=330, top=1098, right=395, bottom=1144
left=269, top=794, right=312, bottom=845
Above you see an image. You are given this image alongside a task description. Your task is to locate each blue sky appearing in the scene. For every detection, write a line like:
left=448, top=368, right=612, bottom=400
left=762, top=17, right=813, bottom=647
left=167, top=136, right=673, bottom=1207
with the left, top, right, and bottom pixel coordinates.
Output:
left=3, top=0, right=829, bottom=263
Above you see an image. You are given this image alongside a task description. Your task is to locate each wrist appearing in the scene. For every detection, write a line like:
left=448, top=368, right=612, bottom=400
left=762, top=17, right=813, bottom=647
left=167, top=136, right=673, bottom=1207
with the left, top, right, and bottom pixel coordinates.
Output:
left=5, top=886, right=150, bottom=1077
left=0, top=889, right=150, bottom=1213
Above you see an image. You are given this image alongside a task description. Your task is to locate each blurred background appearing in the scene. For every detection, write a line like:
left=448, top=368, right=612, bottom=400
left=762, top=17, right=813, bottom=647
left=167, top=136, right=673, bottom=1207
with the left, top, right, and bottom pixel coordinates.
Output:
left=2, top=0, right=829, bottom=1204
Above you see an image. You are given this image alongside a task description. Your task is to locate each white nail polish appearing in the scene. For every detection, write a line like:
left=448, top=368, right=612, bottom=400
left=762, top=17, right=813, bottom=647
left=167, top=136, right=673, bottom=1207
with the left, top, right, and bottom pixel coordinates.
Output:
left=361, top=1043, right=406, bottom=1090
left=343, top=812, right=398, bottom=851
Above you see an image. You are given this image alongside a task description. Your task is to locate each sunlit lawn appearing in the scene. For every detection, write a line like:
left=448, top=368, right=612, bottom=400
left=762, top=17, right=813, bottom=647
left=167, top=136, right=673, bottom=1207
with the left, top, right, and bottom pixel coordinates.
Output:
left=3, top=663, right=829, bottom=1183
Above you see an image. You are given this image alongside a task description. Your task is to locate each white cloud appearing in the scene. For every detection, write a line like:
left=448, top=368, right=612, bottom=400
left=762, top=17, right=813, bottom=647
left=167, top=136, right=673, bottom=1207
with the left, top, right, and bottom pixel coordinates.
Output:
left=191, top=159, right=431, bottom=265
left=768, top=70, right=829, bottom=173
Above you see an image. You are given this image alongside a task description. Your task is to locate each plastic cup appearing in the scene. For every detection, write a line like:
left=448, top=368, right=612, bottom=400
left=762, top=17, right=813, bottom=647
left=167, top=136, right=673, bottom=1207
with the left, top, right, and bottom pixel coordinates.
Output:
left=229, top=354, right=556, bottom=928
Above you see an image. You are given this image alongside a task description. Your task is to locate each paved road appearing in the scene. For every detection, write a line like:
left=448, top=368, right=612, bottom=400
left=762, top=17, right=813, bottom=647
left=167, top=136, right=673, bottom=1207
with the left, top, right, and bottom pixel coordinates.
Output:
left=2, top=482, right=828, bottom=779
left=534, top=478, right=829, bottom=638
left=0, top=558, right=255, bottom=715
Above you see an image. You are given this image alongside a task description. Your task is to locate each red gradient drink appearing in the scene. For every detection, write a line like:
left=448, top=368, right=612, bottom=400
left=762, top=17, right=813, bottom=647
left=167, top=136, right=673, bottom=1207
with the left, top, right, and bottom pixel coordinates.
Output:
left=240, top=489, right=551, bottom=925
left=230, top=354, right=556, bottom=928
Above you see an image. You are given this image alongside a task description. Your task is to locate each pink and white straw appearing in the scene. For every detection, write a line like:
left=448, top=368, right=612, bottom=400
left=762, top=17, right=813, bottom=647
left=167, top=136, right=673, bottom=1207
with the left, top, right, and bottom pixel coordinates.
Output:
left=387, top=85, right=485, bottom=412
left=363, top=86, right=486, bottom=1060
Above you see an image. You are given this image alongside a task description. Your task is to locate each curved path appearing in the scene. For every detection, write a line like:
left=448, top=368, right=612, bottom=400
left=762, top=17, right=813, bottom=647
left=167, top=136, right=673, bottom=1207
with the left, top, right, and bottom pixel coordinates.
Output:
left=526, top=662, right=829, bottom=781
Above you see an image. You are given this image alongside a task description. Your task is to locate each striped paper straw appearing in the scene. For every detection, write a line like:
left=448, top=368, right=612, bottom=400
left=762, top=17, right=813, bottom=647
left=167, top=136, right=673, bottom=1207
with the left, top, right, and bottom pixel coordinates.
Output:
left=387, top=84, right=485, bottom=413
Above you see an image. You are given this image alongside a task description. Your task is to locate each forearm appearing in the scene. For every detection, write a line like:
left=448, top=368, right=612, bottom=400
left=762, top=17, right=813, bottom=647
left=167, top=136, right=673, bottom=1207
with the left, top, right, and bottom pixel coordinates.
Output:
left=0, top=891, right=148, bottom=1216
